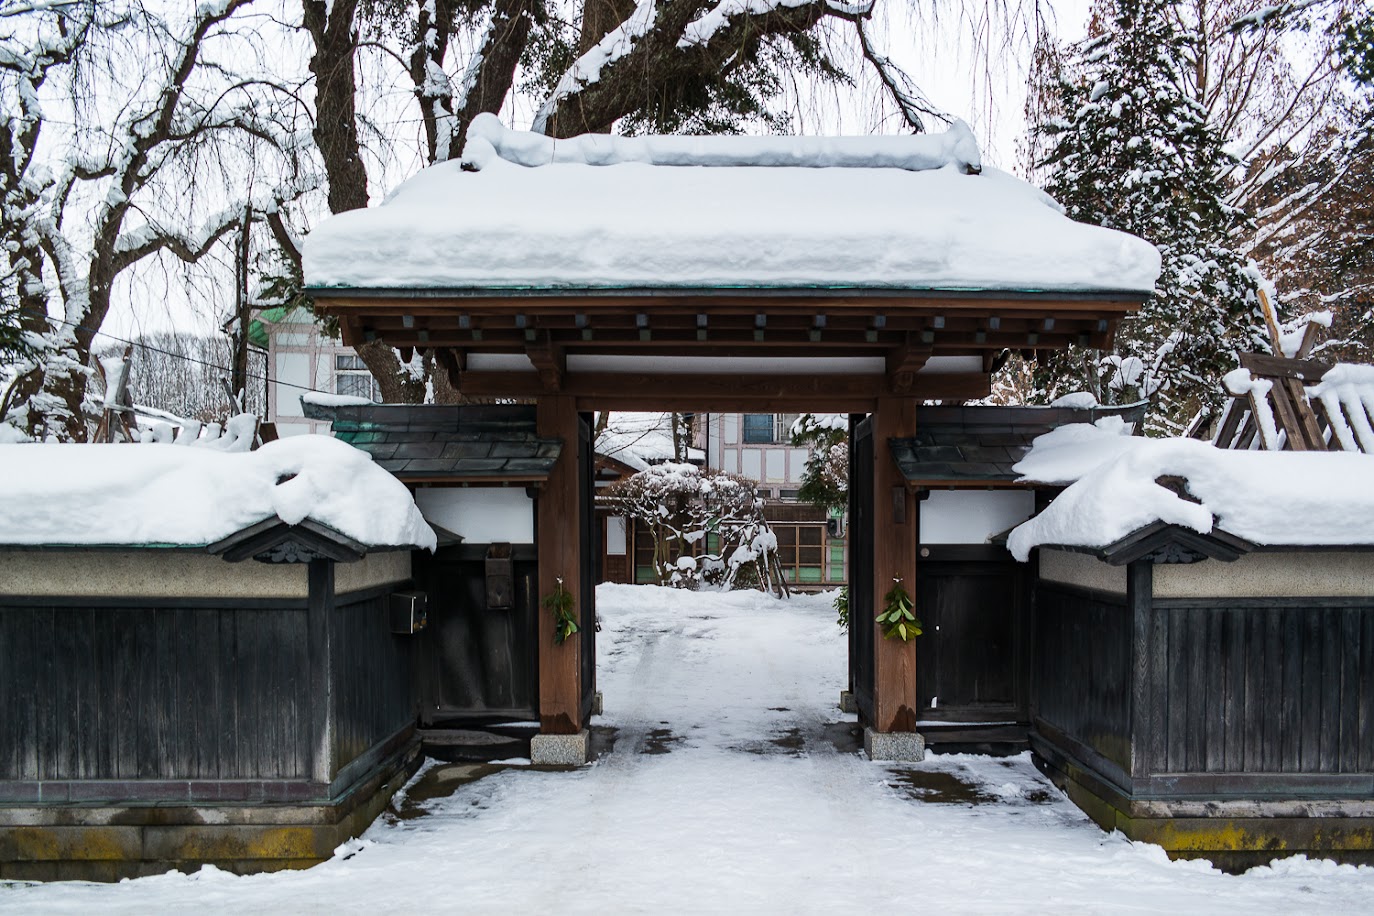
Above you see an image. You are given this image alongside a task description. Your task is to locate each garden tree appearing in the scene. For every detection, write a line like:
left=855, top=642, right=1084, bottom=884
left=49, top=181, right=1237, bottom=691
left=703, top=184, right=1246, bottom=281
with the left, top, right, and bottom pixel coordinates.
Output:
left=604, top=463, right=787, bottom=593
left=788, top=413, right=849, bottom=511
left=1029, top=0, right=1268, bottom=434
left=290, top=0, right=952, bottom=402
left=0, top=1, right=314, bottom=440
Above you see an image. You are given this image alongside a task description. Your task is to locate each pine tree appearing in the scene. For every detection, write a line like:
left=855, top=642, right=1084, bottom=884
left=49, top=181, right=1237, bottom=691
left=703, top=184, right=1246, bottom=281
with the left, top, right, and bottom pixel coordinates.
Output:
left=1033, top=0, right=1268, bottom=435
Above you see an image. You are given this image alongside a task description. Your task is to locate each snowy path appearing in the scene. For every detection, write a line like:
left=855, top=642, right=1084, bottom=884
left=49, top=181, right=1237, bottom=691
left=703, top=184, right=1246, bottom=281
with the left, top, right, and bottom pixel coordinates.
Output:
left=4, top=584, right=1374, bottom=914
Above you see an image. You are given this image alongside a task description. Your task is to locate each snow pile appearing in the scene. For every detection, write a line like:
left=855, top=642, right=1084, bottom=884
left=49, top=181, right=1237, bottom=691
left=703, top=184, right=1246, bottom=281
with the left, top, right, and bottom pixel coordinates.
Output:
left=301, top=390, right=376, bottom=409
left=1222, top=366, right=1280, bottom=449
left=1279, top=309, right=1332, bottom=358
left=1306, top=363, right=1374, bottom=453
left=468, top=111, right=980, bottom=173
left=1049, top=391, right=1098, bottom=409
left=305, top=120, right=1160, bottom=294
left=1008, top=424, right=1374, bottom=559
left=0, top=435, right=436, bottom=550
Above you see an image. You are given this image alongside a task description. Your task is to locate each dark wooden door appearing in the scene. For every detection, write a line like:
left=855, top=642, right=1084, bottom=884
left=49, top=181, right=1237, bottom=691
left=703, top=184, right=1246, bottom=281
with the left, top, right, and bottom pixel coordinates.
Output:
left=915, top=546, right=1029, bottom=723
left=848, top=415, right=875, bottom=722
left=414, top=544, right=540, bottom=725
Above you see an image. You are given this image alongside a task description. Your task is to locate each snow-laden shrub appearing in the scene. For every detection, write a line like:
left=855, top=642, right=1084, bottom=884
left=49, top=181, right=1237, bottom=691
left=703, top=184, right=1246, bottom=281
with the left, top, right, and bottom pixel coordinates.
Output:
left=604, top=463, right=786, bottom=594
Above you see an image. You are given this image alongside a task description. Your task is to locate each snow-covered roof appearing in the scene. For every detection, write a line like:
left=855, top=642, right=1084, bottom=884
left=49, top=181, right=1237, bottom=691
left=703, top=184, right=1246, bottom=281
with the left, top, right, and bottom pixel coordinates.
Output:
left=1006, top=420, right=1374, bottom=560
left=597, top=412, right=704, bottom=473
left=0, top=435, right=436, bottom=551
left=304, top=115, right=1161, bottom=295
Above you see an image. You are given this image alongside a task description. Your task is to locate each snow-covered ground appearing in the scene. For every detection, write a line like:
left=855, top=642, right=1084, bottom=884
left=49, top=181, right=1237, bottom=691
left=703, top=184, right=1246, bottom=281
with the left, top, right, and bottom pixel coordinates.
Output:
left=4, top=585, right=1373, bottom=913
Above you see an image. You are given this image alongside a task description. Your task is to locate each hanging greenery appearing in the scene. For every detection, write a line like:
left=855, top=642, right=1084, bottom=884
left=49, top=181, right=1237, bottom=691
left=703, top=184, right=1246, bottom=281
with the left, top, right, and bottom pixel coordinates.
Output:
left=543, top=577, right=579, bottom=645
left=876, top=578, right=922, bottom=642
left=834, top=585, right=850, bottom=632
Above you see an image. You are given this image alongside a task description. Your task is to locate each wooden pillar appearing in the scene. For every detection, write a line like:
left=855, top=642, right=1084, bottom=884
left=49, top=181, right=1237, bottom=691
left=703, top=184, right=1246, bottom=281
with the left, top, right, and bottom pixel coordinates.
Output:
left=872, top=396, right=918, bottom=733
left=536, top=395, right=584, bottom=734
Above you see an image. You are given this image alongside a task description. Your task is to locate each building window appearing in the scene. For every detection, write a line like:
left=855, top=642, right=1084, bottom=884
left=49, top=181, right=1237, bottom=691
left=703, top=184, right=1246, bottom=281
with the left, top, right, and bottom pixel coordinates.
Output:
left=335, top=353, right=379, bottom=401
left=742, top=413, right=775, bottom=443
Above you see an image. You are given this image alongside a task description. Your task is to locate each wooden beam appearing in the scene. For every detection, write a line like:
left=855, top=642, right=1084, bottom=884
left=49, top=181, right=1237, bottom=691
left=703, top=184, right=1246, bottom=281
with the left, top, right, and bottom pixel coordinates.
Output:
left=458, top=370, right=990, bottom=406
left=536, top=396, right=584, bottom=735
left=872, top=397, right=918, bottom=734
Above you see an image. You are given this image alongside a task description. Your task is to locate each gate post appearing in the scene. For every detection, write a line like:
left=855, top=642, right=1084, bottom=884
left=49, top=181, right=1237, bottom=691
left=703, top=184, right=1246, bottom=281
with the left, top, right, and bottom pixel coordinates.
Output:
left=867, top=396, right=924, bottom=760
left=533, top=395, right=588, bottom=764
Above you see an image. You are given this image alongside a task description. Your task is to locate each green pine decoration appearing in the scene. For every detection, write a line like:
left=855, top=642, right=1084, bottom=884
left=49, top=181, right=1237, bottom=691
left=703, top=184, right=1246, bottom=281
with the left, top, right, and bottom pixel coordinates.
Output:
left=543, top=577, right=579, bottom=645
left=834, top=585, right=850, bottom=632
left=876, top=578, right=922, bottom=642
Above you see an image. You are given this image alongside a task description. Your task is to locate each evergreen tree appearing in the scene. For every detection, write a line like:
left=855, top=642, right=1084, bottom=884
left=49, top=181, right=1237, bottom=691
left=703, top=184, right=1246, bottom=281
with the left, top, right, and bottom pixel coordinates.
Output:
left=1033, top=0, right=1268, bottom=435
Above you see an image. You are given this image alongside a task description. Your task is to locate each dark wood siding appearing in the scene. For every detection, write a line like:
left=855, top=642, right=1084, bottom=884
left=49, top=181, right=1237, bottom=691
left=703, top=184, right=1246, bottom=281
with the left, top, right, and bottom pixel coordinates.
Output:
left=0, top=601, right=312, bottom=783
left=332, top=590, right=415, bottom=775
left=1032, top=582, right=1133, bottom=775
left=1147, top=600, right=1374, bottom=776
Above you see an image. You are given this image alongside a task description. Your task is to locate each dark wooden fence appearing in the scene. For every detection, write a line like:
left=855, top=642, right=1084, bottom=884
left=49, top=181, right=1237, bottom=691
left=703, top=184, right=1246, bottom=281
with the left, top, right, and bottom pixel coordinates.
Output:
left=1032, top=568, right=1374, bottom=798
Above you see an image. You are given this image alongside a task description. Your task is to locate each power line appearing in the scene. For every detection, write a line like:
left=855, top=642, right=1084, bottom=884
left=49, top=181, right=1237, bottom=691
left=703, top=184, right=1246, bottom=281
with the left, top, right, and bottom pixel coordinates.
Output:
left=15, top=305, right=332, bottom=396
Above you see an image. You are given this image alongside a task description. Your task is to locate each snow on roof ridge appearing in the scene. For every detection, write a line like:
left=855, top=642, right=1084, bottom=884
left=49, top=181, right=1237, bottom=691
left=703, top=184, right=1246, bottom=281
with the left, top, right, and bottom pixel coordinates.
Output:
left=459, top=112, right=982, bottom=174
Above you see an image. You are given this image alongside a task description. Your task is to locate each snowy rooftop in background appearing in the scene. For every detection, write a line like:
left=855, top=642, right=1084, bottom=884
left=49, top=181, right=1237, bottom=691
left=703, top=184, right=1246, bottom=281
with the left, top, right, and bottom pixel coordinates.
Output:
left=304, top=114, right=1161, bottom=295
left=0, top=435, right=436, bottom=551
left=598, top=412, right=704, bottom=472
left=1006, top=420, right=1374, bottom=560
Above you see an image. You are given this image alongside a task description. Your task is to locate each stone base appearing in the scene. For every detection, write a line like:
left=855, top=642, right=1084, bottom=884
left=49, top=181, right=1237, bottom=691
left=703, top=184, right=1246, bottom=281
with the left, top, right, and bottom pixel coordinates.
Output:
left=838, top=690, right=856, bottom=714
left=591, top=691, right=604, bottom=716
left=864, top=727, right=925, bottom=762
left=530, top=729, right=590, bottom=766
left=1033, top=733, right=1374, bottom=871
left=0, top=740, right=422, bottom=882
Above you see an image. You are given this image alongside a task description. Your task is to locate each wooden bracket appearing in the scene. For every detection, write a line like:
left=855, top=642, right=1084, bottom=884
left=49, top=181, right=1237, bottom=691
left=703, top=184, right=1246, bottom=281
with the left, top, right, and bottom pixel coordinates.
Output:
left=526, top=332, right=566, bottom=392
left=885, top=337, right=933, bottom=396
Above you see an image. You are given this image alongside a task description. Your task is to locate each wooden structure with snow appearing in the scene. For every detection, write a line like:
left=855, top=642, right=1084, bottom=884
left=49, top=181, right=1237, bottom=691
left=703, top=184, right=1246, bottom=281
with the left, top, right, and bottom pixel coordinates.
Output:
left=1032, top=542, right=1374, bottom=868
left=0, top=439, right=434, bottom=880
left=303, top=115, right=1159, bottom=764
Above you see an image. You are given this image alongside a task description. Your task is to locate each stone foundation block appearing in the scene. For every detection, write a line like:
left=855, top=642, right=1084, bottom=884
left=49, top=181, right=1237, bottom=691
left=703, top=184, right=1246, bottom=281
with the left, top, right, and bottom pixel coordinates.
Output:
left=839, top=690, right=856, bottom=714
left=864, top=728, right=925, bottom=762
left=531, top=729, right=590, bottom=766
left=591, top=692, right=604, bottom=716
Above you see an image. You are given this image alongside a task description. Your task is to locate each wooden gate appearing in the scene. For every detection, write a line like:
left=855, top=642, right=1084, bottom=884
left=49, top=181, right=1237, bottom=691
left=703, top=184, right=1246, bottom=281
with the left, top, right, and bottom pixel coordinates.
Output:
left=847, top=415, right=876, bottom=722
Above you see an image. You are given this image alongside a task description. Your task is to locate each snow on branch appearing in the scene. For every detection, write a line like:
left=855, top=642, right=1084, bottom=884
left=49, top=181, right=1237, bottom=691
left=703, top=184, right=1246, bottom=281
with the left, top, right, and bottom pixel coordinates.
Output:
left=531, top=0, right=658, bottom=134
left=853, top=17, right=945, bottom=134
left=678, top=0, right=873, bottom=50
left=462, top=110, right=982, bottom=172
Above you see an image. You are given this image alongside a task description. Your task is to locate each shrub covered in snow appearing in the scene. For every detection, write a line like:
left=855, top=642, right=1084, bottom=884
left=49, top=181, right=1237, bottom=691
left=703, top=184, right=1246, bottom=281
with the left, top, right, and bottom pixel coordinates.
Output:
left=604, top=463, right=785, bottom=593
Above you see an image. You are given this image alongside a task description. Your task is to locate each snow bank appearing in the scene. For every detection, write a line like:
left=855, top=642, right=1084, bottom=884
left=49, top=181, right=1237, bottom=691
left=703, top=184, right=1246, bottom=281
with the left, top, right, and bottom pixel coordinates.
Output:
left=1007, top=424, right=1374, bottom=560
left=304, top=118, right=1160, bottom=294
left=0, top=435, right=436, bottom=550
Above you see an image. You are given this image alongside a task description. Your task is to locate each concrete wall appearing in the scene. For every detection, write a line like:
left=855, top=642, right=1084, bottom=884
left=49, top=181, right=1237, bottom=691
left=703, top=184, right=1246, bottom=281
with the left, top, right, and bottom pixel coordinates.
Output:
left=0, top=549, right=412, bottom=599
left=0, top=550, right=310, bottom=598
left=1038, top=549, right=1127, bottom=595
left=1153, top=551, right=1374, bottom=599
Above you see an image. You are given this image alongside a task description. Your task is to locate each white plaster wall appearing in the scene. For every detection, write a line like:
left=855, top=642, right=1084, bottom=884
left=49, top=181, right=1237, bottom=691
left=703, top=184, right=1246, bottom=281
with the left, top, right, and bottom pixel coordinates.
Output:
left=919, top=490, right=1035, bottom=545
left=741, top=449, right=763, bottom=481
left=274, top=352, right=310, bottom=417
left=414, top=487, right=535, bottom=544
left=1038, top=549, right=1127, bottom=595
left=605, top=516, right=627, bottom=556
left=765, top=449, right=785, bottom=482
left=1154, top=551, right=1374, bottom=599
